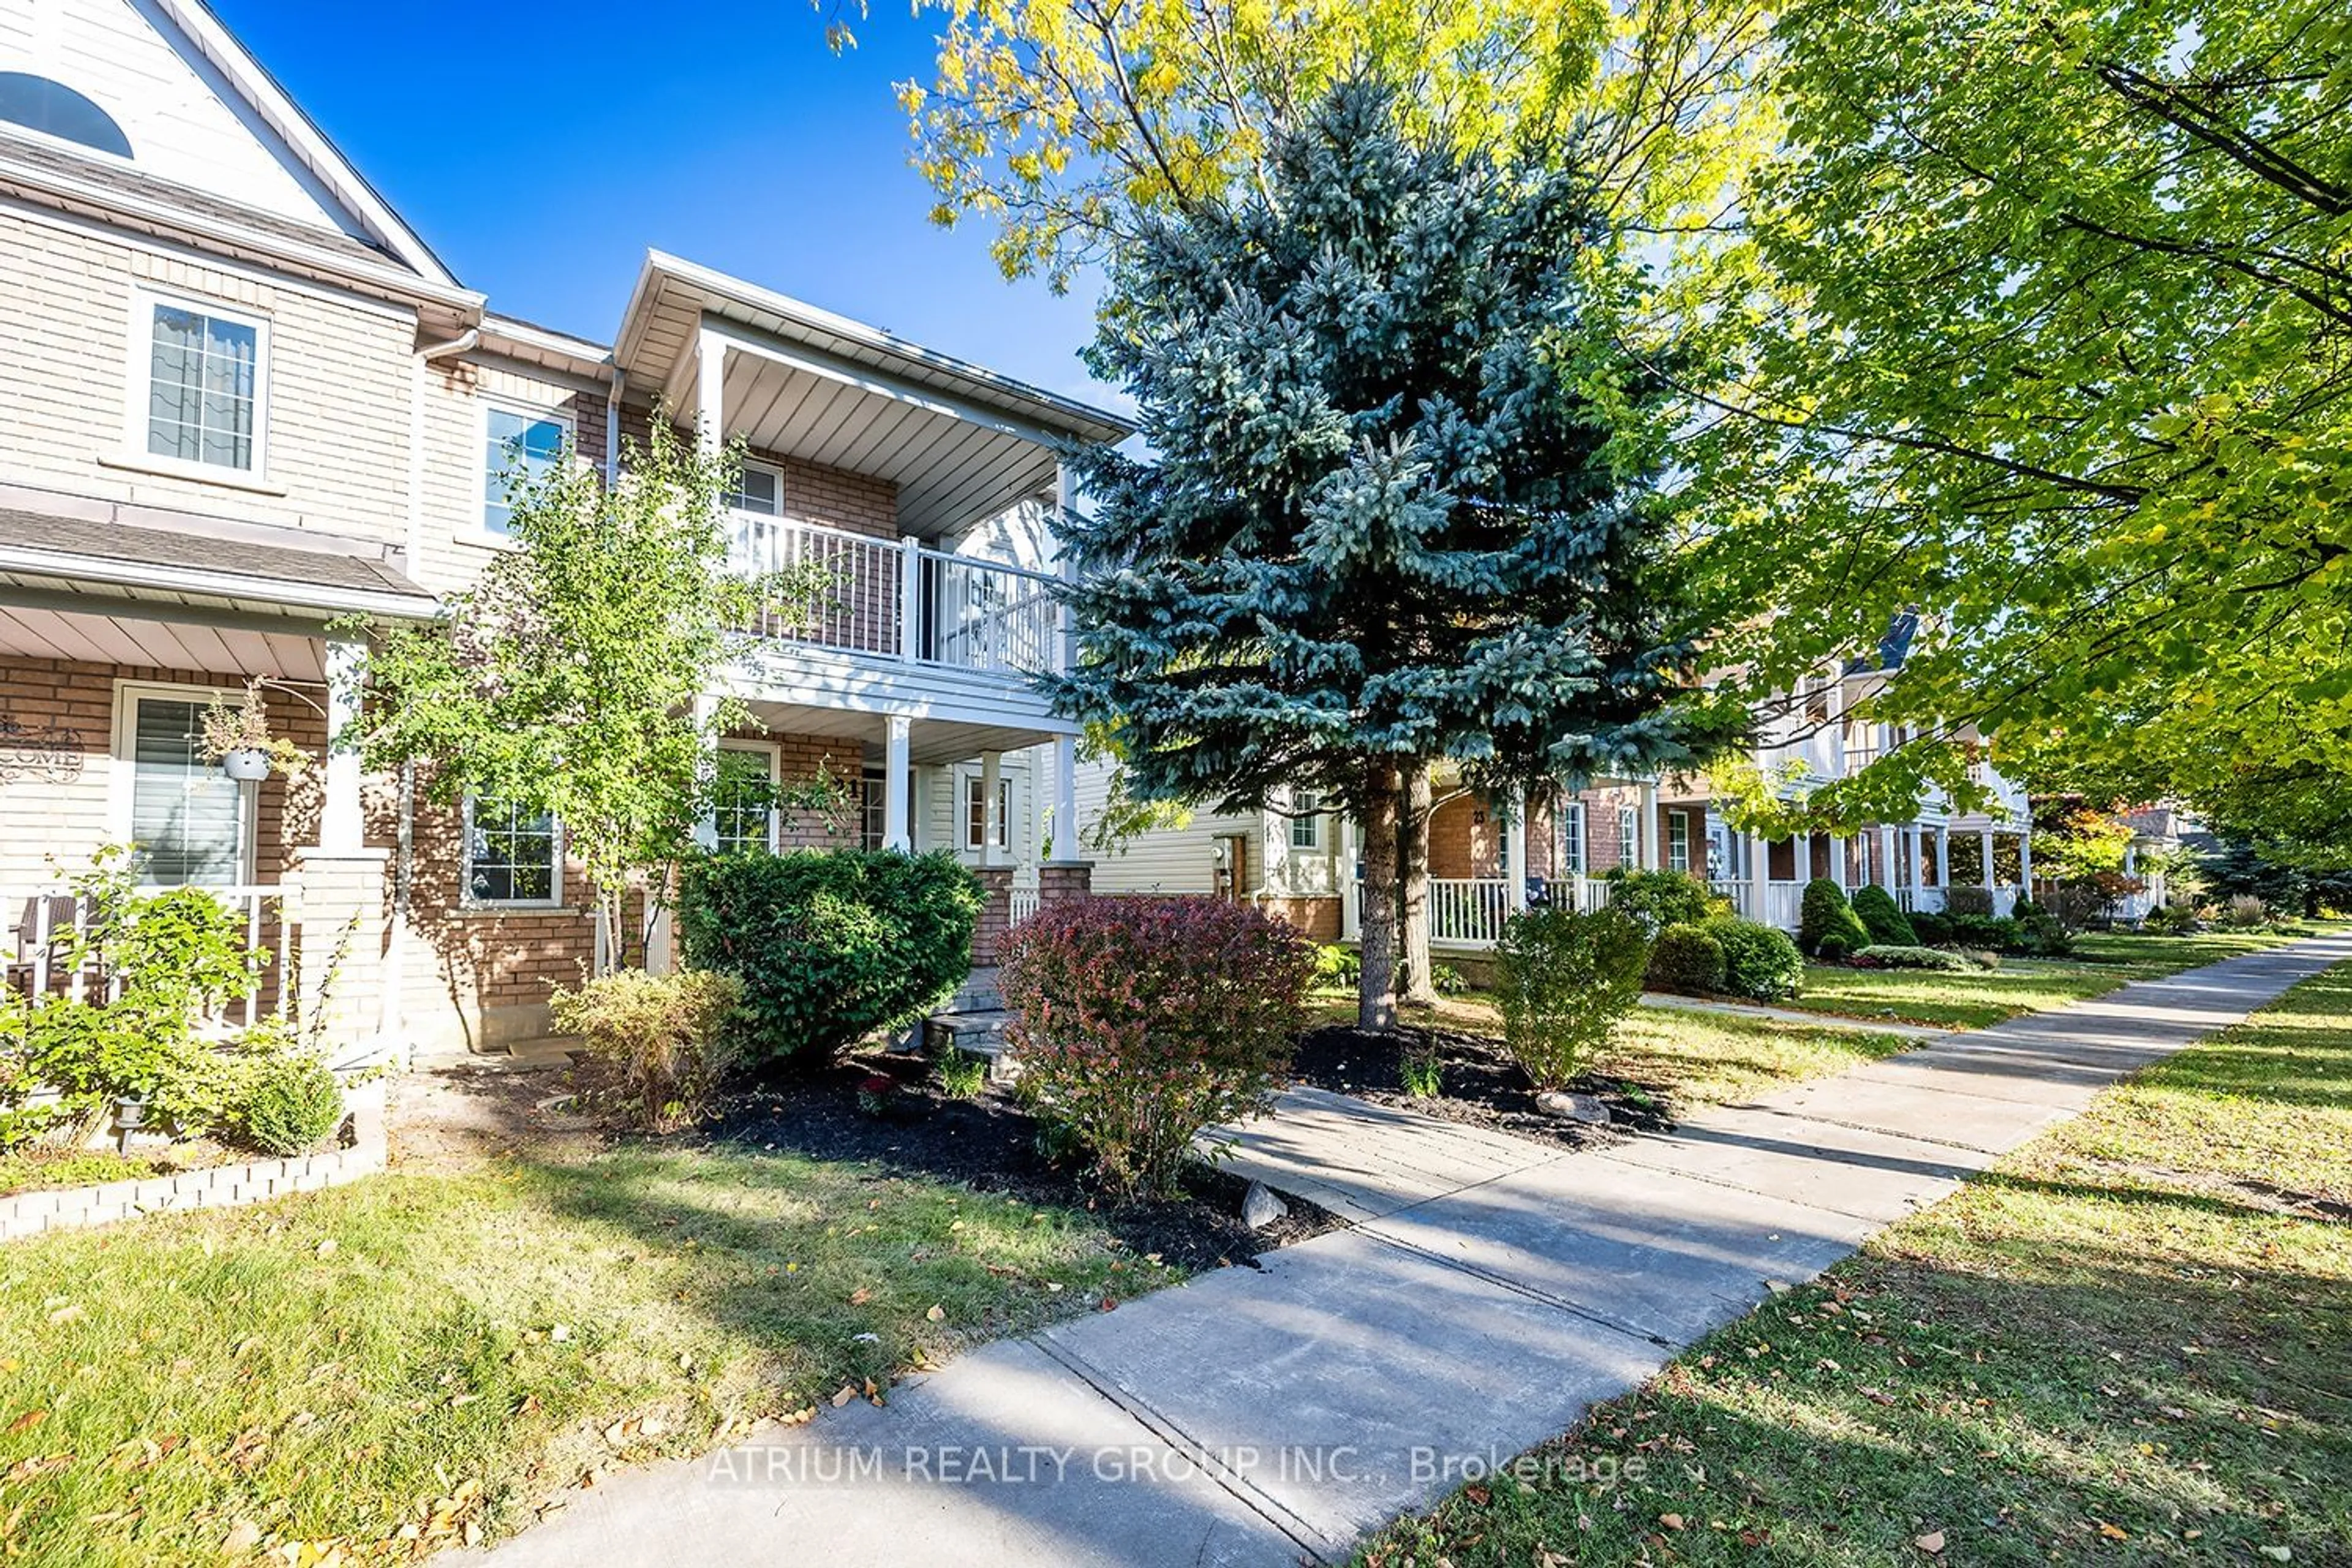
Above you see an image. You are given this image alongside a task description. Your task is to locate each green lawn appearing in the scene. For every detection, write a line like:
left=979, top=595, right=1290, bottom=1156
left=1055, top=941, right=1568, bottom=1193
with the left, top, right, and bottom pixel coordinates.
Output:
left=1783, top=927, right=2329, bottom=1029
left=1358, top=953, right=2352, bottom=1567
left=1311, top=992, right=1914, bottom=1112
left=0, top=1143, right=1163, bottom=1566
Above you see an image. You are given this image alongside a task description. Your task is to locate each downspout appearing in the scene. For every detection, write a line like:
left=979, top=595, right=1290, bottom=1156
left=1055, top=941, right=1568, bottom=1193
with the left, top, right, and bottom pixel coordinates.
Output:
left=380, top=326, right=480, bottom=1057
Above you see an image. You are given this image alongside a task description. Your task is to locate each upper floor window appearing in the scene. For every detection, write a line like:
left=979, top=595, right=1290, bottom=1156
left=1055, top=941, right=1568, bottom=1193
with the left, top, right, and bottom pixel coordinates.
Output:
left=464, top=797, right=561, bottom=907
left=140, top=293, right=265, bottom=474
left=729, top=461, right=782, bottom=515
left=0, top=74, right=132, bottom=158
left=1288, top=791, right=1324, bottom=851
left=483, top=404, right=571, bottom=538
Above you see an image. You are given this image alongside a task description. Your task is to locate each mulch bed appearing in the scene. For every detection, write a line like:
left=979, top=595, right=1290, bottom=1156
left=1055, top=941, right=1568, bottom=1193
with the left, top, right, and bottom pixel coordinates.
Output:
left=709, top=1052, right=1341, bottom=1272
left=1288, top=1023, right=1674, bottom=1151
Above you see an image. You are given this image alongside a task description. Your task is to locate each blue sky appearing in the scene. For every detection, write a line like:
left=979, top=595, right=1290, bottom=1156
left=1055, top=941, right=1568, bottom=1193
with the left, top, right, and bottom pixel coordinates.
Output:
left=209, top=0, right=1114, bottom=407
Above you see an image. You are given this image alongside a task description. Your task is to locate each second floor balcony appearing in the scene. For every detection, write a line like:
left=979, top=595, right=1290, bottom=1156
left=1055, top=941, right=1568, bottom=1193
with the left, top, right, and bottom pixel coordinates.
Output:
left=728, top=511, right=1063, bottom=677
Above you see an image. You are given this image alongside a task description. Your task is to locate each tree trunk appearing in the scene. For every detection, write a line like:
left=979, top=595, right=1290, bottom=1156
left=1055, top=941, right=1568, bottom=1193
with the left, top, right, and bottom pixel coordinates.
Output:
left=1357, top=760, right=1401, bottom=1031
left=1400, top=762, right=1438, bottom=1008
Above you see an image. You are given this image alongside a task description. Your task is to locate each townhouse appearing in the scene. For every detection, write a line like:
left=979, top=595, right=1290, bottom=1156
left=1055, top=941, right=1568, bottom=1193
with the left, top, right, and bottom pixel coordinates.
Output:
left=1079, top=640, right=2038, bottom=956
left=0, top=0, right=1125, bottom=1058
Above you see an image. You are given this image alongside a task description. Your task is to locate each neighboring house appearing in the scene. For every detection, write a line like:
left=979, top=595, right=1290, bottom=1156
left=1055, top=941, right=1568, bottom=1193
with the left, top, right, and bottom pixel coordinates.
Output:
left=0, top=0, right=1127, bottom=1058
left=1079, top=636, right=2038, bottom=952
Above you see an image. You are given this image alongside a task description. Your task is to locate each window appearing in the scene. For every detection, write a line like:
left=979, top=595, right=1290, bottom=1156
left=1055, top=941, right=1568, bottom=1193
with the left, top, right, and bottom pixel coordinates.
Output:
left=122, top=692, right=249, bottom=887
left=1617, top=805, right=1639, bottom=868
left=1288, top=791, right=1324, bottom=851
left=965, top=773, right=1010, bottom=850
left=465, top=798, right=560, bottom=905
left=1560, top=802, right=1586, bottom=876
left=483, top=405, right=571, bottom=537
left=729, top=462, right=782, bottom=515
left=860, top=767, right=888, bottom=851
left=712, top=745, right=777, bottom=856
left=0, top=74, right=133, bottom=157
left=141, top=295, right=263, bottom=473
left=1667, top=812, right=1691, bottom=873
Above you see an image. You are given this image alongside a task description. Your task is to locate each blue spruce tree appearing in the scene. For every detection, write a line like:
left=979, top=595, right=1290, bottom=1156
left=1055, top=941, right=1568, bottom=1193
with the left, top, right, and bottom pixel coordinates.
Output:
left=1050, top=82, right=1741, bottom=1027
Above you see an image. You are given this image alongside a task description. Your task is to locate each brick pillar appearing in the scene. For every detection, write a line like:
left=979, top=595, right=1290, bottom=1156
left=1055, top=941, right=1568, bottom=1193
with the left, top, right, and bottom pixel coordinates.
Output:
left=972, top=865, right=1015, bottom=965
left=284, top=848, right=390, bottom=1069
left=1038, top=862, right=1093, bottom=906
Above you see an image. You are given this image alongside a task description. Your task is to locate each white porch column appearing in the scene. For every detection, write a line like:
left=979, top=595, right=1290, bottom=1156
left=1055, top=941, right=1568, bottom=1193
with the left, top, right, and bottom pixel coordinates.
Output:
left=320, top=635, right=366, bottom=852
left=1504, top=790, right=1529, bottom=913
left=2018, top=831, right=2034, bottom=895
left=690, top=692, right=719, bottom=851
left=1748, top=831, right=1769, bottom=922
left=694, top=324, right=725, bottom=459
left=1936, top=826, right=1951, bottom=889
left=1638, top=782, right=1661, bottom=870
left=1833, top=835, right=1850, bottom=894
left=883, top=714, right=913, bottom=851
left=1052, top=734, right=1078, bottom=861
left=1877, top=825, right=1896, bottom=891
left=1029, top=742, right=1052, bottom=869
left=1340, top=813, right=1362, bottom=940
left=898, top=537, right=923, bottom=662
left=1980, top=827, right=1996, bottom=892
left=978, top=749, right=1002, bottom=868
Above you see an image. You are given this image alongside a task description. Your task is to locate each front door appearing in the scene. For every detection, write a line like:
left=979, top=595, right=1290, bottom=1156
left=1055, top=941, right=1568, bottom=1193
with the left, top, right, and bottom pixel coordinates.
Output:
left=1213, top=833, right=1249, bottom=902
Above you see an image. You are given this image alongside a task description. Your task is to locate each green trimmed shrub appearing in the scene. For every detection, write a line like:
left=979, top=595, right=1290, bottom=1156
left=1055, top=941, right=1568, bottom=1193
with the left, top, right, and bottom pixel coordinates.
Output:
left=1943, top=884, right=1997, bottom=918
left=239, top=1054, right=344, bottom=1156
left=2143, top=902, right=2201, bottom=935
left=1702, top=915, right=1804, bottom=1000
left=1909, top=910, right=1953, bottom=946
left=549, top=968, right=746, bottom=1130
left=1604, top=869, right=1729, bottom=935
left=1493, top=906, right=1651, bottom=1090
left=1850, top=884, right=1919, bottom=947
left=1646, top=922, right=1727, bottom=995
left=999, top=897, right=1315, bottom=1198
left=677, top=849, right=981, bottom=1067
left=1855, top=944, right=1979, bottom=973
left=1799, top=878, right=1871, bottom=959
left=2010, top=899, right=2075, bottom=956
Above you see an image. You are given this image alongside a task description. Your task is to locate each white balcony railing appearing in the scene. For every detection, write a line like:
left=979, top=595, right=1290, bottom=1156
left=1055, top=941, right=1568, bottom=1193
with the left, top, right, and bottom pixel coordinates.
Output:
left=731, top=514, right=1064, bottom=676
left=7, top=884, right=288, bottom=1030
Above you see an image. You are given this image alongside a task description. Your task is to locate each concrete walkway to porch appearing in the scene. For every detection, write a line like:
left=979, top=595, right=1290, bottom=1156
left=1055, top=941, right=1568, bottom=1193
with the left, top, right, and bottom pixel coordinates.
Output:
left=461, top=932, right=2352, bottom=1568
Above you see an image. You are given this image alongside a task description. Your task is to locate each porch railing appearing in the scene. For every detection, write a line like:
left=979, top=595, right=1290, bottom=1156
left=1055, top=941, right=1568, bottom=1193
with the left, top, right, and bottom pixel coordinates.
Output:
left=6, top=884, right=290, bottom=1031
left=1428, top=878, right=1513, bottom=947
left=1896, top=886, right=1948, bottom=915
left=1008, top=882, right=1042, bottom=926
left=732, top=514, right=1065, bottom=676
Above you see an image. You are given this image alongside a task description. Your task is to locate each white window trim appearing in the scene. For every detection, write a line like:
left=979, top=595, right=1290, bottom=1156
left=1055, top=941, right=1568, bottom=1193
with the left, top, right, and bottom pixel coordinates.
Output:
left=461, top=794, right=565, bottom=910
left=1287, top=792, right=1324, bottom=852
left=122, top=285, right=272, bottom=486
left=962, top=770, right=1011, bottom=851
left=1561, top=801, right=1586, bottom=876
left=477, top=398, right=576, bottom=543
left=714, top=739, right=783, bottom=854
left=108, top=680, right=260, bottom=886
left=729, top=458, right=785, bottom=516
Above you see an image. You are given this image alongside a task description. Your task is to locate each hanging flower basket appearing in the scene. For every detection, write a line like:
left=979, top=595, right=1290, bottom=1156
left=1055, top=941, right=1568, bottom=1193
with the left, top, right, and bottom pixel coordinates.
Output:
left=220, top=747, right=273, bottom=782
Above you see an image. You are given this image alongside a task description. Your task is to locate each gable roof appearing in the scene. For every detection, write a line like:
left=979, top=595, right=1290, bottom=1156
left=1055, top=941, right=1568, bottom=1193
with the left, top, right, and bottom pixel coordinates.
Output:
left=146, top=0, right=458, bottom=289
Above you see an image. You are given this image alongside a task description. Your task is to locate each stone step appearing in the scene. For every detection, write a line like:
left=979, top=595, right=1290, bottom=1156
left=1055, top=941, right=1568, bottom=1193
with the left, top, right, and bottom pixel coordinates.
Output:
left=946, top=966, right=1003, bottom=1014
left=924, top=1009, right=1022, bottom=1085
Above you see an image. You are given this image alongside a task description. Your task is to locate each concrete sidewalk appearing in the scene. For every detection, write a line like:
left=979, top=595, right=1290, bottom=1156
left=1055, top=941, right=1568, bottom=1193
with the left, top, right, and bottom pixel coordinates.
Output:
left=463, top=932, right=2352, bottom=1568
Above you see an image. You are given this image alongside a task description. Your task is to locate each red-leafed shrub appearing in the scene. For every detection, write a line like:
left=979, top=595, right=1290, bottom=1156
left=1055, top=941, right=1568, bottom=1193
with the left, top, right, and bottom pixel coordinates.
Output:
left=997, top=896, right=1316, bottom=1199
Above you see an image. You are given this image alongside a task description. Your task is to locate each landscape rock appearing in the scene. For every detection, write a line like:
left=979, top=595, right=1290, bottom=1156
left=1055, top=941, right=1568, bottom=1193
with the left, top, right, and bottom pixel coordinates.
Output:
left=1241, top=1179, right=1289, bottom=1230
left=1534, top=1090, right=1612, bottom=1125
